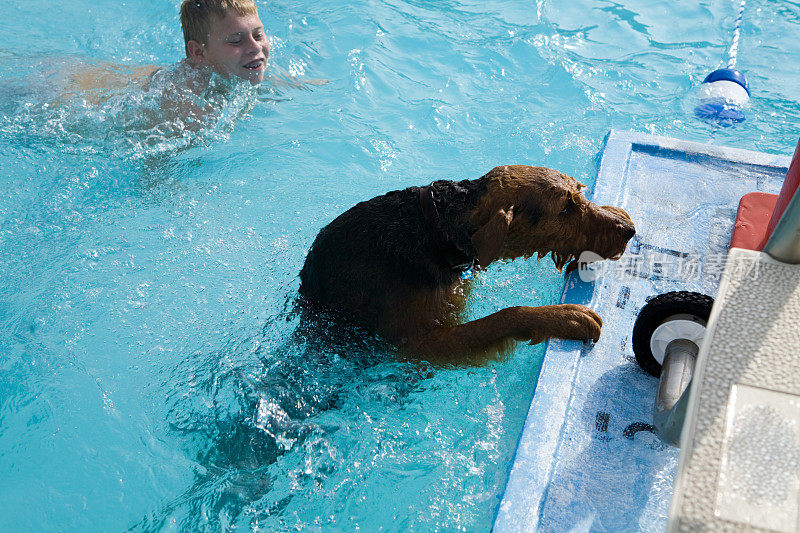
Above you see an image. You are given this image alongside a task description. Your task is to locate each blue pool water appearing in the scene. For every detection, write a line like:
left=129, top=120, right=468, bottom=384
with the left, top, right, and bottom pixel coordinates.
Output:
left=0, top=0, right=798, bottom=530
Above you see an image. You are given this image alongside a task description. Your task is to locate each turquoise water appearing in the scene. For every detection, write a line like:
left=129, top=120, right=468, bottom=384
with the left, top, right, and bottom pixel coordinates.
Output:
left=0, top=0, right=798, bottom=530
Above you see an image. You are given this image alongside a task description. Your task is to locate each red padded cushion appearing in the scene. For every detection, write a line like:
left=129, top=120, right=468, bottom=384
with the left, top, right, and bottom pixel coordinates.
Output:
left=730, top=192, right=778, bottom=251
left=761, top=138, right=800, bottom=248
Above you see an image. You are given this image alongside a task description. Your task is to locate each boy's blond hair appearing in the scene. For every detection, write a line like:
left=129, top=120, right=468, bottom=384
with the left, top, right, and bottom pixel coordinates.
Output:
left=180, top=0, right=258, bottom=54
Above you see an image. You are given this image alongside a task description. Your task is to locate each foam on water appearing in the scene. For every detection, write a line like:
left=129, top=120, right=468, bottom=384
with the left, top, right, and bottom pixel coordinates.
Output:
left=0, top=58, right=269, bottom=160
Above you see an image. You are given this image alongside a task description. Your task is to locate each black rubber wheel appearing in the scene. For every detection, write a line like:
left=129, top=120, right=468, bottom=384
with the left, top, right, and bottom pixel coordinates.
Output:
left=631, top=291, right=714, bottom=377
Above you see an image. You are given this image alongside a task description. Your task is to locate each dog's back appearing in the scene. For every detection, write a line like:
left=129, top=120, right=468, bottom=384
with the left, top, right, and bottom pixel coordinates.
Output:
left=299, top=181, right=484, bottom=338
left=300, top=187, right=430, bottom=331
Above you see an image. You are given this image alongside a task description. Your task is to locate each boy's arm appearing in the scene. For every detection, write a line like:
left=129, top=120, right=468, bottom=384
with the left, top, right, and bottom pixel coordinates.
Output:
left=266, top=64, right=328, bottom=89
left=62, top=62, right=159, bottom=105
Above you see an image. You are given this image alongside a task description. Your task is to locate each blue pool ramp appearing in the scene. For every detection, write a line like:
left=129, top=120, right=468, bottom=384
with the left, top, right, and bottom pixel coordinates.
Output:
left=493, top=130, right=791, bottom=532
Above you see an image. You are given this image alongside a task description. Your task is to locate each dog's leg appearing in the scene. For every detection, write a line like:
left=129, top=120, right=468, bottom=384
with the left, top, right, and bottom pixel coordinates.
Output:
left=407, top=304, right=602, bottom=361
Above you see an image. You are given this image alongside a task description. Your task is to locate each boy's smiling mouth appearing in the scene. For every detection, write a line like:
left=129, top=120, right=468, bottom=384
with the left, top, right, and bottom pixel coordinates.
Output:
left=244, top=59, right=264, bottom=71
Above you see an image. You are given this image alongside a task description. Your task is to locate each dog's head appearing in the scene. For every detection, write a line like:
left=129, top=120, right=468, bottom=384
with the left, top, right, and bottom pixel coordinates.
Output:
left=469, top=165, right=636, bottom=272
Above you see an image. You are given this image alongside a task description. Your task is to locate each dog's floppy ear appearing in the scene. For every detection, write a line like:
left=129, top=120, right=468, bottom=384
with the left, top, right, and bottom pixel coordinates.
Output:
left=471, top=206, right=514, bottom=268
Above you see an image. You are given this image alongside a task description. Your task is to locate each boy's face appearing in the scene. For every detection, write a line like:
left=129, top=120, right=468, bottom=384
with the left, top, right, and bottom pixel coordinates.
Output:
left=190, top=12, right=270, bottom=85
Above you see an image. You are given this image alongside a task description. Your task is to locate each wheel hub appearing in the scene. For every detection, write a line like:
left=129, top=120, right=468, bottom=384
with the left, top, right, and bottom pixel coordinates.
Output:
left=649, top=315, right=707, bottom=365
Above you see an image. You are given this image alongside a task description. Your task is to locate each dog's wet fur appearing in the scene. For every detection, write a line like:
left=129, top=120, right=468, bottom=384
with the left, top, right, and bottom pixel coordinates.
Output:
left=299, top=165, right=635, bottom=363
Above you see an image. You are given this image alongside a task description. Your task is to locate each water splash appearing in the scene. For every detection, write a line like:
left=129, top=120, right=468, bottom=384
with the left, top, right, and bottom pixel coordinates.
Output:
left=0, top=57, right=262, bottom=161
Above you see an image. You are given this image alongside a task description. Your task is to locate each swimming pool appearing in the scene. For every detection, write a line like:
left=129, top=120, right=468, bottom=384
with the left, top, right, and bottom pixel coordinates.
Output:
left=0, top=0, right=798, bottom=530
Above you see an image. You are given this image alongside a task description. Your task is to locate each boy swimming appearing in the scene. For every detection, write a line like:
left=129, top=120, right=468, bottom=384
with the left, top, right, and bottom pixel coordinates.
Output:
left=12, top=0, right=323, bottom=149
left=61, top=0, right=272, bottom=122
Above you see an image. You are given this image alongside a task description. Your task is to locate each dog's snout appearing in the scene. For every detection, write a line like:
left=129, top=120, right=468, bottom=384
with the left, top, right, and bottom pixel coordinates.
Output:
left=622, top=223, right=636, bottom=240
left=598, top=204, right=636, bottom=241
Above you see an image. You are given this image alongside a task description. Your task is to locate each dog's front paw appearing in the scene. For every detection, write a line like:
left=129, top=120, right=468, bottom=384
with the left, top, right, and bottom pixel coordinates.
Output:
left=519, top=304, right=603, bottom=345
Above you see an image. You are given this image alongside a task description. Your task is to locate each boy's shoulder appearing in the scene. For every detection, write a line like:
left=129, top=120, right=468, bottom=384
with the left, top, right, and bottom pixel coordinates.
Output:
left=145, top=60, right=220, bottom=94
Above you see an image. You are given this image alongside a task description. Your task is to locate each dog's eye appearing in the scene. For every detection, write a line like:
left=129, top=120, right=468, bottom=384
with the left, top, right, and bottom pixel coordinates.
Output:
left=560, top=196, right=581, bottom=216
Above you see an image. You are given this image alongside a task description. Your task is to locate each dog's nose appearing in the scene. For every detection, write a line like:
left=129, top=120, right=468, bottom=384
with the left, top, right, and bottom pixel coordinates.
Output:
left=623, top=224, right=636, bottom=240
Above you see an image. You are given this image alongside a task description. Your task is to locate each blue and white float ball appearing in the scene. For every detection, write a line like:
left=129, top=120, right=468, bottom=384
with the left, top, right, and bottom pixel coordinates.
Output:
left=694, top=68, right=750, bottom=124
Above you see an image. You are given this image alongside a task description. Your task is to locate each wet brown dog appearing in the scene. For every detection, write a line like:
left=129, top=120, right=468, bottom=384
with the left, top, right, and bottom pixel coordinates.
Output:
left=299, top=165, right=635, bottom=362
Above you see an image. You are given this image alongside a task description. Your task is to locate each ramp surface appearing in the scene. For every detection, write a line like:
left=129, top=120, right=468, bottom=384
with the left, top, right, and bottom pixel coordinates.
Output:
left=494, top=130, right=790, bottom=532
